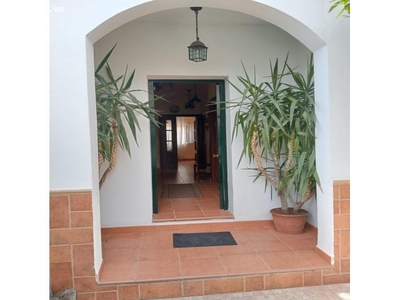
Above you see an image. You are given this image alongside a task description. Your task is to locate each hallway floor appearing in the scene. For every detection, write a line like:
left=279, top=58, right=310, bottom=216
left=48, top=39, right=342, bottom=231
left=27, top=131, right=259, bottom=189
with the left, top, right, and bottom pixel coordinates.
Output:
left=153, top=160, right=233, bottom=222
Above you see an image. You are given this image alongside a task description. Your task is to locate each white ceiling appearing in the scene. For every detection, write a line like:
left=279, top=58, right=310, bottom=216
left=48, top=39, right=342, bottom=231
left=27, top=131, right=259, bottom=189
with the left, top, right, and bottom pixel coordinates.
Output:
left=134, top=7, right=272, bottom=26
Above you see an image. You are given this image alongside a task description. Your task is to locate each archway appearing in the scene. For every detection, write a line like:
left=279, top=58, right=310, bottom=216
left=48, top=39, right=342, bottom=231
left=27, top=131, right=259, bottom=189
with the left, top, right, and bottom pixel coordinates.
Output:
left=85, top=0, right=333, bottom=274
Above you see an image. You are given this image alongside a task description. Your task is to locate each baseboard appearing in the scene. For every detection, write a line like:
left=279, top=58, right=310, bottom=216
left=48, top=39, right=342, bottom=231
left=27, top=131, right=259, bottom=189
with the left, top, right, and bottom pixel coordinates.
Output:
left=315, top=246, right=333, bottom=265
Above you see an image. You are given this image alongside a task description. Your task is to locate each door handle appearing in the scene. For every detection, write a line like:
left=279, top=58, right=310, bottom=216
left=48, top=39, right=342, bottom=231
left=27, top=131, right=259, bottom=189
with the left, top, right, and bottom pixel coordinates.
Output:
left=213, top=154, right=219, bottom=158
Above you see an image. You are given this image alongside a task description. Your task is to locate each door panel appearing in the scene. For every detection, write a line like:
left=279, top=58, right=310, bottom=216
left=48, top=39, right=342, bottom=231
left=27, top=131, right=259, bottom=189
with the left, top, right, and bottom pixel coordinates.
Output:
left=160, top=116, right=177, bottom=170
left=149, top=81, right=158, bottom=214
left=215, top=83, right=229, bottom=210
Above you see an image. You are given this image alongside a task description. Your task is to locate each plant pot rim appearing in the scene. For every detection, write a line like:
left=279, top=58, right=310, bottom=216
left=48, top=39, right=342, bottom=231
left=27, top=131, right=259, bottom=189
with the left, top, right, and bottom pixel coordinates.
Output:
left=270, top=207, right=308, bottom=216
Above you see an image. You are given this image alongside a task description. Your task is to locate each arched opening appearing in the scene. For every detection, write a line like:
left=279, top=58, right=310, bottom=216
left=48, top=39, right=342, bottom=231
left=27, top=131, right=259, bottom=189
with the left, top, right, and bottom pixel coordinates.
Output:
left=85, top=0, right=333, bottom=275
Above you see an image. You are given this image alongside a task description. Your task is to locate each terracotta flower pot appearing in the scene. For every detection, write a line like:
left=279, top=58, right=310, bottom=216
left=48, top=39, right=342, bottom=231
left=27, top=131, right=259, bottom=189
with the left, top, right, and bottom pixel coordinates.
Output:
left=270, top=208, right=308, bottom=234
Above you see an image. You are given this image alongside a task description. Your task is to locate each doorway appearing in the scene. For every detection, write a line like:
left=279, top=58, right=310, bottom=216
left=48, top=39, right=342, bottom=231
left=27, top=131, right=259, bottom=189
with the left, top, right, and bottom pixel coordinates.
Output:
left=149, top=79, right=229, bottom=220
left=159, top=116, right=197, bottom=171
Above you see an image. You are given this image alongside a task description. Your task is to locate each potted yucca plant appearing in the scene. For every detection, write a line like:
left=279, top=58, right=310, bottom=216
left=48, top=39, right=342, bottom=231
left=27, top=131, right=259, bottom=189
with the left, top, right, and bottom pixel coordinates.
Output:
left=228, top=54, right=321, bottom=234
left=96, top=44, right=160, bottom=188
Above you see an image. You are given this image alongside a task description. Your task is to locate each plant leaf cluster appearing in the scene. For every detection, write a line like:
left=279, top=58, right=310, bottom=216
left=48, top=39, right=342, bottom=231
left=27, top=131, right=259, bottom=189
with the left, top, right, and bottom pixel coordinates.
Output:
left=227, top=54, right=321, bottom=211
left=96, top=44, right=160, bottom=163
left=329, top=0, right=350, bottom=18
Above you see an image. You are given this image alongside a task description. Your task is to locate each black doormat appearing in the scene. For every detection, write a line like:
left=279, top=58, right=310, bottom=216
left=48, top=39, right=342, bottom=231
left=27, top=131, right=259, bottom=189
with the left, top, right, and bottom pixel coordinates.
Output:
left=173, top=231, right=237, bottom=248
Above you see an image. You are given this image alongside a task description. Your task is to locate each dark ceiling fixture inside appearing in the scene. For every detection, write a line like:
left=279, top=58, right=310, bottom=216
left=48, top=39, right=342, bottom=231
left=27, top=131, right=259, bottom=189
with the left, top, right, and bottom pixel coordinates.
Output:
left=185, top=84, right=202, bottom=109
left=188, top=7, right=208, bottom=62
left=185, top=89, right=194, bottom=109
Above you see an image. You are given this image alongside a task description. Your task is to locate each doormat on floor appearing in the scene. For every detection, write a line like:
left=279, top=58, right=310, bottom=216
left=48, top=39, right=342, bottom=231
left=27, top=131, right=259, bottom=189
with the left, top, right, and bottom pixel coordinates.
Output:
left=173, top=232, right=237, bottom=248
left=162, top=183, right=203, bottom=198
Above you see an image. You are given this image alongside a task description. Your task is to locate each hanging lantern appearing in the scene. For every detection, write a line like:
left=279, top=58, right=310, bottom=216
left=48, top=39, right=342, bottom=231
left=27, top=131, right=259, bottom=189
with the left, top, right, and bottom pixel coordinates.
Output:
left=188, top=7, right=208, bottom=62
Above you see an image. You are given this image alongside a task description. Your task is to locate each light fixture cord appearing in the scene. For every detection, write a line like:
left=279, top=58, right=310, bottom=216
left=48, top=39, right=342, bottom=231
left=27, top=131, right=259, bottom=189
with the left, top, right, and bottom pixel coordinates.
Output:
left=195, top=10, right=199, bottom=41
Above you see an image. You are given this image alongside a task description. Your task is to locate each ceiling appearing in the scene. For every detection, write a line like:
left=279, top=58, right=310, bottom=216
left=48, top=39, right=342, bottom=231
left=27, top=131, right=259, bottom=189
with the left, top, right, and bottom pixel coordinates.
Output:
left=133, top=7, right=272, bottom=26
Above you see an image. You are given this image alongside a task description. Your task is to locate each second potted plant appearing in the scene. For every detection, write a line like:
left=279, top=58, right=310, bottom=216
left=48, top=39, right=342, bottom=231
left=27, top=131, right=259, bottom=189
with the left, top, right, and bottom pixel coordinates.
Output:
left=228, top=54, right=321, bottom=234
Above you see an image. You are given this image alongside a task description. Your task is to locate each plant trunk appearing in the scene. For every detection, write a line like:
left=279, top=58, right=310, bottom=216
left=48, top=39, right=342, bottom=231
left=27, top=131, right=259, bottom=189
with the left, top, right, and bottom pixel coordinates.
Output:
left=99, top=166, right=112, bottom=189
left=99, top=120, right=118, bottom=189
left=98, top=141, right=103, bottom=170
left=279, top=191, right=289, bottom=212
left=293, top=185, right=314, bottom=211
left=293, top=202, right=303, bottom=211
left=251, top=129, right=277, bottom=189
left=99, top=141, right=118, bottom=189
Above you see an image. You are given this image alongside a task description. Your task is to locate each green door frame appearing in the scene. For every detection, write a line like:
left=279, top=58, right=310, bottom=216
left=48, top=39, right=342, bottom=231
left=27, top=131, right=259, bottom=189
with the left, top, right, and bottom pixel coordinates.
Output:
left=215, top=82, right=229, bottom=210
left=148, top=79, right=229, bottom=214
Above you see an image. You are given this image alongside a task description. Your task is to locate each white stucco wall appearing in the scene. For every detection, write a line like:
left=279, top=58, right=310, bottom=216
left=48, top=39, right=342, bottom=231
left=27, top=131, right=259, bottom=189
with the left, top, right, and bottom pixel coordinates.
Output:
left=50, top=0, right=349, bottom=273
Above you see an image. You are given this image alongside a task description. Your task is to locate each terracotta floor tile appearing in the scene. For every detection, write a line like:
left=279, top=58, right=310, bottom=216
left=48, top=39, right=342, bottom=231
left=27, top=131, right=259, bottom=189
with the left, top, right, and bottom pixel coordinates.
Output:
left=102, top=235, right=142, bottom=249
left=157, top=204, right=173, bottom=212
left=251, top=240, right=293, bottom=253
left=296, top=250, right=332, bottom=268
left=102, top=247, right=139, bottom=262
left=197, top=200, right=220, bottom=210
left=175, top=211, right=206, bottom=220
left=180, top=257, right=227, bottom=277
left=178, top=246, right=218, bottom=259
left=154, top=160, right=235, bottom=222
left=158, top=200, right=173, bottom=205
left=215, top=244, right=255, bottom=256
left=140, top=235, right=173, bottom=249
left=275, top=231, right=315, bottom=240
left=196, top=199, right=219, bottom=205
left=236, top=231, right=280, bottom=243
left=171, top=198, right=198, bottom=205
left=200, top=190, right=218, bottom=196
left=152, top=213, right=175, bottom=222
left=136, top=260, right=181, bottom=281
left=220, top=254, right=269, bottom=274
left=204, top=210, right=234, bottom=218
left=99, top=261, right=137, bottom=283
left=138, top=247, right=179, bottom=261
left=282, top=237, right=317, bottom=251
left=260, top=251, right=311, bottom=271
left=173, top=203, right=202, bottom=211
left=200, top=204, right=221, bottom=211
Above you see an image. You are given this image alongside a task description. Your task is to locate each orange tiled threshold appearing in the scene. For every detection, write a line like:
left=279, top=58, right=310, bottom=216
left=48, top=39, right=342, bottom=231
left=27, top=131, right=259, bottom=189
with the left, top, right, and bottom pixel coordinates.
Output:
left=99, top=220, right=333, bottom=288
left=153, top=181, right=233, bottom=222
left=154, top=160, right=233, bottom=222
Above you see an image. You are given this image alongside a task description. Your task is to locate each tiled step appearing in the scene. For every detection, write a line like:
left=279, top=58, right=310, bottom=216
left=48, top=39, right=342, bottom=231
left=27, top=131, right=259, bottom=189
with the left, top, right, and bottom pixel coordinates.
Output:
left=94, top=221, right=335, bottom=299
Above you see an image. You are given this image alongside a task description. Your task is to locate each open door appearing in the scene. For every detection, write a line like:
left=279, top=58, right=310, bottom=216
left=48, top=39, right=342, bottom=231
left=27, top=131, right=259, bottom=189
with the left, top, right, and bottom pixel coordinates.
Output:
left=215, top=83, right=229, bottom=210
